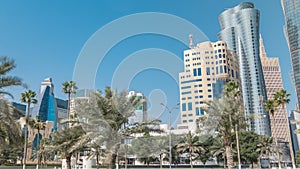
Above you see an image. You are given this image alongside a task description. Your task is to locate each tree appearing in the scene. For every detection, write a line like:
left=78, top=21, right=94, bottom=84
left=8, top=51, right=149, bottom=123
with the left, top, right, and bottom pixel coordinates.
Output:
left=0, top=56, right=26, bottom=98
left=273, top=89, right=295, bottom=169
left=210, top=136, right=226, bottom=167
left=176, top=131, right=204, bottom=168
left=256, top=135, right=274, bottom=169
left=28, top=115, right=46, bottom=169
left=202, top=82, right=245, bottom=169
left=44, top=125, right=87, bottom=169
left=62, top=81, right=78, bottom=121
left=232, top=131, right=260, bottom=168
left=264, top=99, right=282, bottom=169
left=296, top=150, right=300, bottom=166
left=20, top=90, right=37, bottom=169
left=76, top=87, right=144, bottom=169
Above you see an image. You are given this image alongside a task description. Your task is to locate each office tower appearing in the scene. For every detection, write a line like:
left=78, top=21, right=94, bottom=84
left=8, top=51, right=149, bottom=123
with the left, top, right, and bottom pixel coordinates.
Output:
left=128, top=91, right=147, bottom=124
left=282, top=0, right=300, bottom=106
left=69, top=89, right=94, bottom=118
left=56, top=98, right=68, bottom=131
left=218, top=2, right=271, bottom=135
left=179, top=39, right=240, bottom=130
left=290, top=109, right=300, bottom=158
left=32, top=77, right=58, bottom=131
left=260, top=35, right=290, bottom=142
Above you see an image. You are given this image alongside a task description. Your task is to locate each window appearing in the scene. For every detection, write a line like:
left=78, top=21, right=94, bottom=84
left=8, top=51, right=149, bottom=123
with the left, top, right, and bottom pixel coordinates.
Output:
left=188, top=114, right=193, bottom=116
left=200, top=109, right=205, bottom=115
left=181, top=86, right=191, bottom=89
left=193, top=69, right=197, bottom=76
left=208, top=89, right=212, bottom=92
left=182, top=114, right=187, bottom=117
left=224, top=66, right=227, bottom=73
left=181, top=91, right=191, bottom=95
left=199, top=95, right=203, bottom=98
left=206, top=67, right=210, bottom=75
left=197, top=68, right=202, bottom=76
left=207, top=84, right=211, bottom=86
left=183, top=120, right=187, bottom=123
left=188, top=102, right=192, bottom=110
left=208, top=95, right=212, bottom=98
left=188, top=97, right=192, bottom=100
left=189, top=119, right=193, bottom=122
left=220, top=66, right=223, bottom=73
left=181, top=98, right=186, bottom=100
left=182, top=103, right=186, bottom=111
left=196, top=107, right=200, bottom=116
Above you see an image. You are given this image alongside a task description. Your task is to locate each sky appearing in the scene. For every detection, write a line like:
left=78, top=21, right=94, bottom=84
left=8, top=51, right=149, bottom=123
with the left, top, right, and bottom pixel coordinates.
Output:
left=0, top=0, right=295, bottom=126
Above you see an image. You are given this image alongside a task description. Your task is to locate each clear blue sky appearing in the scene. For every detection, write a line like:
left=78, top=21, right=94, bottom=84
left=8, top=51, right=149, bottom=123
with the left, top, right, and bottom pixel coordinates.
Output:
left=0, top=1, right=294, bottom=125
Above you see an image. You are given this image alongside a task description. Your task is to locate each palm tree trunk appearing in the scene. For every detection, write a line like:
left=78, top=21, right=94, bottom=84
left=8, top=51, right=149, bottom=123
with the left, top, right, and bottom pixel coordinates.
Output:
left=23, top=102, right=30, bottom=169
left=68, top=92, right=71, bottom=127
left=225, top=144, right=233, bottom=169
left=36, top=127, right=40, bottom=169
left=189, top=149, right=193, bottom=168
left=268, top=152, right=271, bottom=169
left=159, top=154, right=162, bottom=169
left=66, top=155, right=71, bottom=169
left=96, top=152, right=99, bottom=169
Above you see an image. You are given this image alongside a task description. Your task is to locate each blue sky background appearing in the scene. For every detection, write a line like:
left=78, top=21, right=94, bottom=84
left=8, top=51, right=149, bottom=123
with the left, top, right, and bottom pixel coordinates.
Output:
left=0, top=1, right=294, bottom=125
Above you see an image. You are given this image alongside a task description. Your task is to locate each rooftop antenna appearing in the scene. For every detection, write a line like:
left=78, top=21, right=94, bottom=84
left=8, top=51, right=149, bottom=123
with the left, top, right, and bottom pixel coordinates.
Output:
left=189, top=34, right=194, bottom=49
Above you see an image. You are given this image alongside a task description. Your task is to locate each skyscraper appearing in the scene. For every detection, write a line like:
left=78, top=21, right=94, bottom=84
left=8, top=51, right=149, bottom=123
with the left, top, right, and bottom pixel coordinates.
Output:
left=32, top=78, right=58, bottom=131
left=282, top=0, right=300, bottom=106
left=218, top=2, right=271, bottom=135
left=260, top=35, right=290, bottom=142
left=179, top=39, right=240, bottom=130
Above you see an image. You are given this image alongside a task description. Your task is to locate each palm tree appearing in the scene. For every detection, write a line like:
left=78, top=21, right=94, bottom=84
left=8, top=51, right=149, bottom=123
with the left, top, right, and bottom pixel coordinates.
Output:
left=62, top=81, right=78, bottom=121
left=28, top=115, right=46, bottom=169
left=20, top=90, right=37, bottom=169
left=76, top=87, right=144, bottom=169
left=44, top=125, right=87, bottom=169
left=0, top=56, right=26, bottom=98
left=273, top=89, right=295, bottom=169
left=176, top=131, right=203, bottom=168
left=264, top=99, right=282, bottom=169
left=256, top=135, right=274, bottom=169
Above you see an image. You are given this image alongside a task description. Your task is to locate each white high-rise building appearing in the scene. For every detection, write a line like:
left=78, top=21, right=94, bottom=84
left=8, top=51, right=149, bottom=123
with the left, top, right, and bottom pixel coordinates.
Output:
left=179, top=39, right=240, bottom=130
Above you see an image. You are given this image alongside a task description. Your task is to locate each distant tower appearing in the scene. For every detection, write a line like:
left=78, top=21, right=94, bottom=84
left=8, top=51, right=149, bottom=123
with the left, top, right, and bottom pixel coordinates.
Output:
left=260, top=35, right=290, bottom=143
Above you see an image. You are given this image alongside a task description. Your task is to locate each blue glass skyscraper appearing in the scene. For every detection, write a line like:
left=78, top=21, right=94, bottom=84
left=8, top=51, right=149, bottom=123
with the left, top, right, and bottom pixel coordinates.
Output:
left=218, top=2, right=271, bottom=135
left=32, top=78, right=58, bottom=131
left=282, top=0, right=300, bottom=106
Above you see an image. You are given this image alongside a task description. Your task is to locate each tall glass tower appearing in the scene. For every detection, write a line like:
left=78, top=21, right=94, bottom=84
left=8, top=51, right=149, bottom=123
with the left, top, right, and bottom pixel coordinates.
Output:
left=218, top=2, right=271, bottom=135
left=282, top=0, right=300, bottom=106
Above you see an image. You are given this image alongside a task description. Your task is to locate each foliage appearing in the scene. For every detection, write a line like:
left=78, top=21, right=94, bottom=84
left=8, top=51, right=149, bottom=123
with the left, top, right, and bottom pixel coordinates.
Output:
left=256, top=135, right=274, bottom=169
left=0, top=56, right=26, bottom=98
left=232, top=131, right=260, bottom=164
left=296, top=150, right=300, bottom=165
left=202, top=81, right=245, bottom=169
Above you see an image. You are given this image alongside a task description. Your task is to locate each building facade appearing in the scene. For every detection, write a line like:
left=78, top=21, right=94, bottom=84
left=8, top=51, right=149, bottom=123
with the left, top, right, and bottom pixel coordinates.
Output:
left=179, top=40, right=240, bottom=130
left=260, top=35, right=290, bottom=142
left=32, top=78, right=58, bottom=131
left=128, top=91, right=147, bottom=124
left=218, top=2, right=271, bottom=135
left=282, top=0, right=300, bottom=106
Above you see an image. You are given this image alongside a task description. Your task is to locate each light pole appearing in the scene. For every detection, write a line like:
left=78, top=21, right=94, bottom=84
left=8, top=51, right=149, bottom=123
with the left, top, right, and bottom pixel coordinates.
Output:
left=160, top=103, right=179, bottom=169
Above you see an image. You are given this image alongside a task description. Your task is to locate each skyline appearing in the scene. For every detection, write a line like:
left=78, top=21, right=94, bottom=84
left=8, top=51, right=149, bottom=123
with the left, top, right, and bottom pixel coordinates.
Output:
left=0, top=1, right=295, bottom=125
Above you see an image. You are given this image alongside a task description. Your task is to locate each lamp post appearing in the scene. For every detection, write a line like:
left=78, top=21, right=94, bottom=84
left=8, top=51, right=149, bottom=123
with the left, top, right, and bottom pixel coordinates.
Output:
left=160, top=103, right=179, bottom=169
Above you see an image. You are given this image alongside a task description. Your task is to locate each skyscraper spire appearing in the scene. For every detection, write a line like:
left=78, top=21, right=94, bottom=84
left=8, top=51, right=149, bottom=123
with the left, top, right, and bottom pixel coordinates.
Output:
left=189, top=34, right=194, bottom=49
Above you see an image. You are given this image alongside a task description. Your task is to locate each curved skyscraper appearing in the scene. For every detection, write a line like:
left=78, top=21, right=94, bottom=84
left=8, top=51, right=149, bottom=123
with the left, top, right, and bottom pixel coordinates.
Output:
left=282, top=0, right=300, bottom=106
left=218, top=2, right=271, bottom=135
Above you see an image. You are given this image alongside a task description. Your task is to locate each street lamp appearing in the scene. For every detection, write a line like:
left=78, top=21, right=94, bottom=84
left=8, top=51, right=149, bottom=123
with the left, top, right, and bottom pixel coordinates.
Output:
left=160, top=103, right=179, bottom=169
